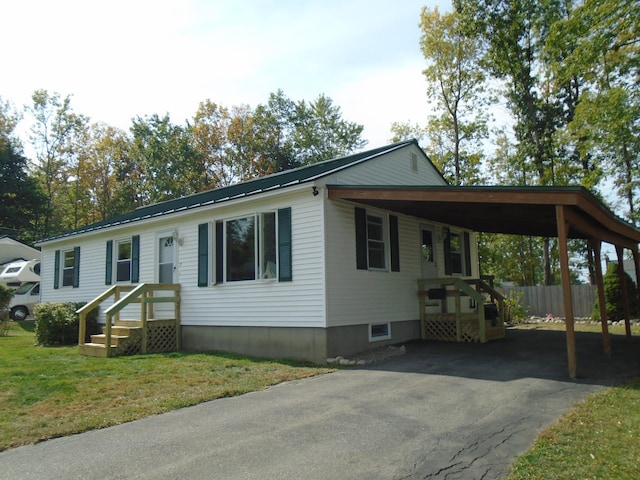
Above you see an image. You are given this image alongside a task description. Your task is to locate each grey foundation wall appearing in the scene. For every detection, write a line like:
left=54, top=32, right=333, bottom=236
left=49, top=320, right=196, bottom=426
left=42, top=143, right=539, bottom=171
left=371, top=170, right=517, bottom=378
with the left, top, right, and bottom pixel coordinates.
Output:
left=182, top=319, right=421, bottom=364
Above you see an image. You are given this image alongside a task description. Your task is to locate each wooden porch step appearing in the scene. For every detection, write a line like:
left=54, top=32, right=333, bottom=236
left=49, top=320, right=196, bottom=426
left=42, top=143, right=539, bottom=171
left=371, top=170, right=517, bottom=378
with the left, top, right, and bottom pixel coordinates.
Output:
left=90, top=334, right=129, bottom=346
left=78, top=343, right=111, bottom=358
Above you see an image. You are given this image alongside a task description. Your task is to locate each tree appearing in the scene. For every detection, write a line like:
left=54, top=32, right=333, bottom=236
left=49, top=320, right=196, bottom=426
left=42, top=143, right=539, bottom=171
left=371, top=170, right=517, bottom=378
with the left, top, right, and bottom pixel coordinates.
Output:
left=130, top=114, right=205, bottom=204
left=290, top=94, right=367, bottom=165
left=0, top=141, right=46, bottom=243
left=84, top=123, right=133, bottom=221
left=192, top=91, right=367, bottom=186
left=192, top=100, right=234, bottom=188
left=548, top=0, right=640, bottom=224
left=593, top=262, right=640, bottom=320
left=418, top=6, right=490, bottom=186
left=25, top=90, right=89, bottom=237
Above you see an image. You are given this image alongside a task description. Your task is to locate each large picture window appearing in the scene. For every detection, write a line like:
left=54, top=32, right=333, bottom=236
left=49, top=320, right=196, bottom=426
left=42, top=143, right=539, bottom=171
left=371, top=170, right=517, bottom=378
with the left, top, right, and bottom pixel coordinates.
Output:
left=199, top=209, right=290, bottom=285
left=225, top=212, right=277, bottom=282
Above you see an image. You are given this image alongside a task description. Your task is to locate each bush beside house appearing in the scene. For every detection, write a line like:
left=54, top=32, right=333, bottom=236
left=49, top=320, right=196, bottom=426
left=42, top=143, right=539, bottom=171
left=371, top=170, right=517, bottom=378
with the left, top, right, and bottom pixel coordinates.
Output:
left=33, top=302, right=100, bottom=345
left=0, top=284, right=13, bottom=336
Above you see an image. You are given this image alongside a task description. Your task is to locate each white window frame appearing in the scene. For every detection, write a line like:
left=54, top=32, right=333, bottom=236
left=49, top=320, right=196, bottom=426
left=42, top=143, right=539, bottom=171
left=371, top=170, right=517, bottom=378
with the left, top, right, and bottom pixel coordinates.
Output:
left=61, top=249, right=75, bottom=287
left=115, top=238, right=133, bottom=283
left=222, top=211, right=278, bottom=283
left=448, top=230, right=464, bottom=276
left=366, top=211, right=389, bottom=271
left=369, top=322, right=391, bottom=342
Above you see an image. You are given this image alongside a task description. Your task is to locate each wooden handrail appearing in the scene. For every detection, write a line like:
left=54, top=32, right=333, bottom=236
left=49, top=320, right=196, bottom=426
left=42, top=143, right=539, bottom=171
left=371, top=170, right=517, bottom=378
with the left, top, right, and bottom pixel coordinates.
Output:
left=77, top=283, right=181, bottom=357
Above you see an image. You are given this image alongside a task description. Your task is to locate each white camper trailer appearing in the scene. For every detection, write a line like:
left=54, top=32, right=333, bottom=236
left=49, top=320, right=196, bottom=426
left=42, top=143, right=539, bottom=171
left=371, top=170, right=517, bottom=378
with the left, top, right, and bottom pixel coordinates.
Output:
left=0, top=259, right=41, bottom=287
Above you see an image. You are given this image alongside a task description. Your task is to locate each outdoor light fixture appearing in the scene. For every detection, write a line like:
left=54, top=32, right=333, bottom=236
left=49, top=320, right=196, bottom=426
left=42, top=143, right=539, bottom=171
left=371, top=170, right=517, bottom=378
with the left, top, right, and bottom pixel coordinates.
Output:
left=312, top=186, right=319, bottom=196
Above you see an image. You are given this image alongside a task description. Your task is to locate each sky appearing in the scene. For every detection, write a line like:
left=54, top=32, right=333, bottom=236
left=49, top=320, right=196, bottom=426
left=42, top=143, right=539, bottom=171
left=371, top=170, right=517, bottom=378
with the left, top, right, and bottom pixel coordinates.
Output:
left=1, top=0, right=452, bottom=148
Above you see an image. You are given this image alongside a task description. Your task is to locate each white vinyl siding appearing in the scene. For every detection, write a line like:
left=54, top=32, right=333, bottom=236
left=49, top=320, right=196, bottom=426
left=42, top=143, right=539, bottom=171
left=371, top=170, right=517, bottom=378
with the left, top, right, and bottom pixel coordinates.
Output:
left=180, top=190, right=325, bottom=328
left=39, top=187, right=326, bottom=328
left=324, top=200, right=479, bottom=328
left=319, top=145, right=446, bottom=187
left=324, top=200, right=421, bottom=328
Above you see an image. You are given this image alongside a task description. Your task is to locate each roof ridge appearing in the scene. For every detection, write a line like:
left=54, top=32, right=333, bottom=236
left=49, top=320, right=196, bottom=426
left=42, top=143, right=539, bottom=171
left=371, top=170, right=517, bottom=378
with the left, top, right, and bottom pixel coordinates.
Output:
left=37, top=140, right=418, bottom=243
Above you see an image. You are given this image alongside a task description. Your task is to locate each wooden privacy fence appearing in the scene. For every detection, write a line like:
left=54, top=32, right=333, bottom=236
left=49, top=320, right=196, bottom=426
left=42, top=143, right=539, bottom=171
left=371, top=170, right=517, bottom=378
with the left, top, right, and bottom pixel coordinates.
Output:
left=501, top=285, right=597, bottom=318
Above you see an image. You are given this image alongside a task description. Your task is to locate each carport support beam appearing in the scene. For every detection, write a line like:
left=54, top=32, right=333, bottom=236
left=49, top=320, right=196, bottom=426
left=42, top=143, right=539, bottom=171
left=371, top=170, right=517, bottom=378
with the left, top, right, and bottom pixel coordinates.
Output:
left=591, top=239, right=611, bottom=356
left=615, top=245, right=633, bottom=340
left=557, top=206, right=578, bottom=379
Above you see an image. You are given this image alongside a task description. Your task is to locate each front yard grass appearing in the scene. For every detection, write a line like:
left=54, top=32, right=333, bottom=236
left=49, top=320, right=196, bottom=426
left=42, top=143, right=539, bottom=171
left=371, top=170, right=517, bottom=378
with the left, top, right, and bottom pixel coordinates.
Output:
left=503, top=321, right=640, bottom=480
left=0, top=321, right=333, bottom=452
left=504, top=378, right=640, bottom=480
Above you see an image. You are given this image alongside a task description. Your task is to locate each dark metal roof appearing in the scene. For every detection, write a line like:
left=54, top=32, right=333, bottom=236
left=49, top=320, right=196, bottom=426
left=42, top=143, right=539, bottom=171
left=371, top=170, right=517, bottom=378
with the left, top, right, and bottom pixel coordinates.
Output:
left=38, top=140, right=418, bottom=243
left=327, top=185, right=640, bottom=249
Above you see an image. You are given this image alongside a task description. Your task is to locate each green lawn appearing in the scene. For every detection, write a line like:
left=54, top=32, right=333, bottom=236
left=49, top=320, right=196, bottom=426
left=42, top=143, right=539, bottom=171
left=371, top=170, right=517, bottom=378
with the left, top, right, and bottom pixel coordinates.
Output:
left=2, top=319, right=639, bottom=480
left=503, top=379, right=640, bottom=480
left=0, top=321, right=332, bottom=451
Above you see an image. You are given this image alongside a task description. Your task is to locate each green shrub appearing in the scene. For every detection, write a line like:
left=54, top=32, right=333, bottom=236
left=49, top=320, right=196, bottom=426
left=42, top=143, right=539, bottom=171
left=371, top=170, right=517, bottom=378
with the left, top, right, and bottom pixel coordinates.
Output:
left=593, top=262, right=640, bottom=321
left=504, top=290, right=529, bottom=324
left=33, top=302, right=100, bottom=345
left=0, top=284, right=13, bottom=336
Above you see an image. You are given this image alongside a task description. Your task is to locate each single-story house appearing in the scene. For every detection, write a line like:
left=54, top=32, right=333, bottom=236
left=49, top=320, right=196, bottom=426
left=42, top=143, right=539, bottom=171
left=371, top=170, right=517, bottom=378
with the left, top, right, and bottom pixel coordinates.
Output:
left=36, top=140, right=489, bottom=362
left=36, top=140, right=640, bottom=377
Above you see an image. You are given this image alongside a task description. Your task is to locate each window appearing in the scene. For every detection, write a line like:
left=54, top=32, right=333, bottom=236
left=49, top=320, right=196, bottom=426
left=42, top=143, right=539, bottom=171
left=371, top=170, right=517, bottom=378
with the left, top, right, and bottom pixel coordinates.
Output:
left=355, top=207, right=400, bottom=272
left=105, top=236, right=140, bottom=285
left=62, top=250, right=76, bottom=286
left=54, top=247, right=80, bottom=289
left=224, top=212, right=275, bottom=281
left=444, top=229, right=472, bottom=276
left=367, top=214, right=386, bottom=269
left=449, top=232, right=463, bottom=275
left=116, top=240, right=132, bottom=282
left=369, top=322, right=391, bottom=341
left=200, top=208, right=291, bottom=285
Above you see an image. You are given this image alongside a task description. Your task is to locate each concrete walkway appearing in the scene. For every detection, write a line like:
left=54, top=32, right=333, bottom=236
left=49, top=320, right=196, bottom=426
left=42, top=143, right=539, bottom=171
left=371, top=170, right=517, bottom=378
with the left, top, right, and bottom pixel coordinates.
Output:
left=1, top=328, right=639, bottom=480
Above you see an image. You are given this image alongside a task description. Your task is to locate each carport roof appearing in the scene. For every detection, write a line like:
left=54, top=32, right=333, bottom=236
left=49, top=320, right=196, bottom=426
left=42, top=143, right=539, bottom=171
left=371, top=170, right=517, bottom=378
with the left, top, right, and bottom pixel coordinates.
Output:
left=327, top=185, right=640, bottom=249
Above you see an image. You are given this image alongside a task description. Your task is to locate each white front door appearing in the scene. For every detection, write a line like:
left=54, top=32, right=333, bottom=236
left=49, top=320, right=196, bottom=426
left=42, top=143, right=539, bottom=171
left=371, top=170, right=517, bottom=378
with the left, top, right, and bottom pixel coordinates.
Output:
left=158, top=234, right=176, bottom=284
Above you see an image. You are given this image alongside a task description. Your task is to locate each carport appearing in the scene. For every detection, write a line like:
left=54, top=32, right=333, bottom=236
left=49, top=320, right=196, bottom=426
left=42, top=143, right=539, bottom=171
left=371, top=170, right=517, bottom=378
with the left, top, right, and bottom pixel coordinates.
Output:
left=328, top=185, right=640, bottom=378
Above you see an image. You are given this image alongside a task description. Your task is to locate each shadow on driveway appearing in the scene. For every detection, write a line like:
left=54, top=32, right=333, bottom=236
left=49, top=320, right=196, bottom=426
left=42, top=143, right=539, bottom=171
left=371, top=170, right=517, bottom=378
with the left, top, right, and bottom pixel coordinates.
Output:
left=371, top=327, right=640, bottom=386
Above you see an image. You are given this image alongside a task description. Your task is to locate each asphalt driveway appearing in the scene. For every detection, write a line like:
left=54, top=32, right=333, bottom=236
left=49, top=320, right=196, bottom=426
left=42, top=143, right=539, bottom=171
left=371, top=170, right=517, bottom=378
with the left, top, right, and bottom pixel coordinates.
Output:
left=1, top=328, right=639, bottom=480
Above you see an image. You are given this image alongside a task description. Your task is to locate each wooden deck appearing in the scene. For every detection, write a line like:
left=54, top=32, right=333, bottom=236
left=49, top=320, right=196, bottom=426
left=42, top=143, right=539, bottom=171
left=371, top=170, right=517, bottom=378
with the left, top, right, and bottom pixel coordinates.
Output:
left=419, top=278, right=506, bottom=343
left=77, top=284, right=181, bottom=358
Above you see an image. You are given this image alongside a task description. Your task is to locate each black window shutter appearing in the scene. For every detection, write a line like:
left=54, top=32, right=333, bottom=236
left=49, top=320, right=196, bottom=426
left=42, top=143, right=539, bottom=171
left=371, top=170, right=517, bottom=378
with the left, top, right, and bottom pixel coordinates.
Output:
left=215, top=221, right=224, bottom=283
left=464, top=232, right=472, bottom=276
left=131, top=235, right=140, bottom=283
left=198, top=223, right=209, bottom=286
left=105, top=240, right=113, bottom=285
left=278, top=208, right=292, bottom=282
left=390, top=215, right=400, bottom=272
left=355, top=207, right=368, bottom=270
left=443, top=228, right=452, bottom=275
left=54, top=250, right=60, bottom=290
left=73, top=246, right=81, bottom=288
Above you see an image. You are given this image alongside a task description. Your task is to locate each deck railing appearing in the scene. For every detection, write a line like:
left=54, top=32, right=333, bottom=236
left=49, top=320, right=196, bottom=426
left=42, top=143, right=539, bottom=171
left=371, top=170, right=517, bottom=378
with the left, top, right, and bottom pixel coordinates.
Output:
left=418, top=277, right=505, bottom=342
left=77, top=283, right=181, bottom=357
